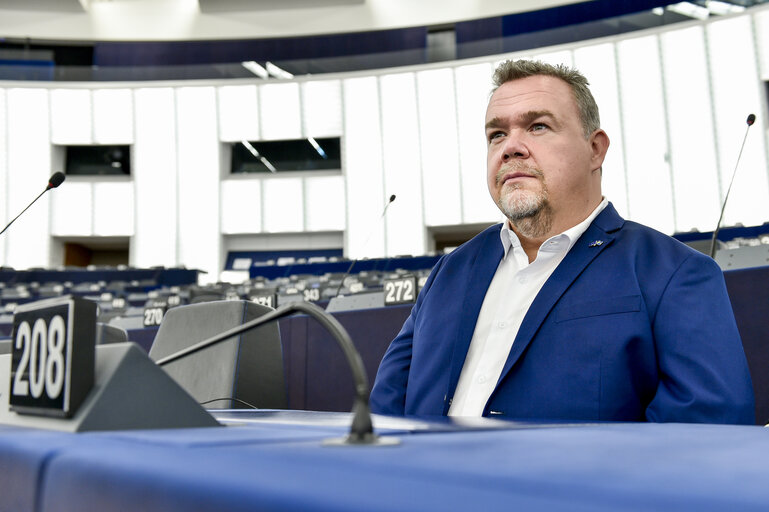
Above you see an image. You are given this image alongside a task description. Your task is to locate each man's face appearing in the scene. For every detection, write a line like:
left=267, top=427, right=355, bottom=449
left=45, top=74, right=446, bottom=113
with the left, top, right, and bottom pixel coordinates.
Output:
left=485, top=75, right=607, bottom=236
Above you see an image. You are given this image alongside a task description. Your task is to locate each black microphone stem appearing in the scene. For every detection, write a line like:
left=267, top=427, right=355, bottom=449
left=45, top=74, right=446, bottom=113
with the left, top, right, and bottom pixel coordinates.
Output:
left=709, top=115, right=756, bottom=259
left=156, top=301, right=389, bottom=444
left=333, top=194, right=396, bottom=298
left=0, top=188, right=49, bottom=237
left=0, top=172, right=66, bottom=237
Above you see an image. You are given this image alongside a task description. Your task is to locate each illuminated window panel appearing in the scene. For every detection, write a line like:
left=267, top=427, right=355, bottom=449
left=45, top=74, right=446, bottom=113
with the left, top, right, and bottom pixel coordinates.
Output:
left=230, top=137, right=340, bottom=174
left=454, top=62, right=502, bottom=224
left=50, top=181, right=92, bottom=236
left=660, top=26, right=721, bottom=233
left=64, top=145, right=130, bottom=176
left=305, top=175, right=345, bottom=232
left=706, top=16, right=769, bottom=228
left=342, top=76, right=385, bottom=259
left=301, top=80, right=343, bottom=138
left=0, top=90, right=7, bottom=237
left=93, top=88, right=134, bottom=144
left=5, top=88, right=51, bottom=269
left=132, top=87, right=178, bottom=268
left=262, top=178, right=304, bottom=233
left=218, top=85, right=259, bottom=142
left=259, top=83, right=302, bottom=141
left=616, top=35, right=675, bottom=234
left=416, top=68, right=462, bottom=226
left=379, top=72, right=425, bottom=257
left=50, top=89, right=92, bottom=145
left=93, top=181, right=134, bottom=236
left=756, top=10, right=769, bottom=78
left=176, top=86, right=221, bottom=278
left=534, top=50, right=573, bottom=67
left=573, top=43, right=629, bottom=219
left=221, top=179, right=262, bottom=234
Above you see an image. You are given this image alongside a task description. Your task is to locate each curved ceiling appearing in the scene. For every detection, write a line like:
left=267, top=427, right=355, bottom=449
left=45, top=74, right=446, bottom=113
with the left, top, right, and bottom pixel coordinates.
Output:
left=0, top=0, right=585, bottom=41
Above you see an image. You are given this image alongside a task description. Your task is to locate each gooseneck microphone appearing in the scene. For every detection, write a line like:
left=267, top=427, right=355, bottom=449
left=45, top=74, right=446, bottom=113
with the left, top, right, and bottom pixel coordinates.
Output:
left=332, top=194, right=396, bottom=298
left=156, top=301, right=398, bottom=446
left=709, top=114, right=756, bottom=258
left=0, top=172, right=66, bottom=237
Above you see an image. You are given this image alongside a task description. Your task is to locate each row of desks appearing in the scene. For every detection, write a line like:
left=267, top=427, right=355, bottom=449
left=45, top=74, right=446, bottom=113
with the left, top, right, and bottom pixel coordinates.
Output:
left=3, top=265, right=768, bottom=422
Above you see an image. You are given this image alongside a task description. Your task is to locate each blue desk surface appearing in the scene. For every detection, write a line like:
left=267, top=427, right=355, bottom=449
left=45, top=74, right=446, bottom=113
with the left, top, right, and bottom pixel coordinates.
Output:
left=1, top=411, right=768, bottom=512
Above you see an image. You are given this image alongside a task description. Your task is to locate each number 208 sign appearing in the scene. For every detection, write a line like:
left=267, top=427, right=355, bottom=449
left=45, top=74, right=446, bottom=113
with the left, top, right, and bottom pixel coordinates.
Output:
left=9, top=296, right=96, bottom=417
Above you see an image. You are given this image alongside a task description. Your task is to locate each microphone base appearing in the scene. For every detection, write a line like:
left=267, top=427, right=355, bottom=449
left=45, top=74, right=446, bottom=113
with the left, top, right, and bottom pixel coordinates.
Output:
left=322, top=432, right=400, bottom=447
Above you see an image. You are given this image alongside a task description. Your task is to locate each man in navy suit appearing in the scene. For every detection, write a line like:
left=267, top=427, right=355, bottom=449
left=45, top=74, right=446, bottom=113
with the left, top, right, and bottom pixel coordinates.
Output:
left=370, top=59, right=755, bottom=424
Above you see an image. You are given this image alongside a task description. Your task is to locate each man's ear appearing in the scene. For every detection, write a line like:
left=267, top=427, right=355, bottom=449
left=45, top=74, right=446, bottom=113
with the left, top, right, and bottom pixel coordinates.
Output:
left=589, top=129, right=610, bottom=171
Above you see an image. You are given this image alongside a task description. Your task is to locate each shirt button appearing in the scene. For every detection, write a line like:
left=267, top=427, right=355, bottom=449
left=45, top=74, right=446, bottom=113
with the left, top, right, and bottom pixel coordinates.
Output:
left=518, top=276, right=527, bottom=284
left=477, top=375, right=488, bottom=383
left=498, top=321, right=506, bottom=329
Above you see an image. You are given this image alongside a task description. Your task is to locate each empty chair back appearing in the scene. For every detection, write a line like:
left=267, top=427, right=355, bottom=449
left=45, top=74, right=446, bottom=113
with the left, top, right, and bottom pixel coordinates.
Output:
left=149, top=300, right=286, bottom=410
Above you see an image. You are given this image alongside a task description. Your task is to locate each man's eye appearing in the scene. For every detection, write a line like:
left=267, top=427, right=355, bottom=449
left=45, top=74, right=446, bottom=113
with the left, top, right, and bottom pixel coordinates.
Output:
left=487, top=131, right=504, bottom=142
left=530, top=123, right=548, bottom=132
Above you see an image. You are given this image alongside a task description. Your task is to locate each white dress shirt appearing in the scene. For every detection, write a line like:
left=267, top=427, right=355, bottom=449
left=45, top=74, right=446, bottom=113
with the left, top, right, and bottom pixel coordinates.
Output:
left=448, top=198, right=609, bottom=416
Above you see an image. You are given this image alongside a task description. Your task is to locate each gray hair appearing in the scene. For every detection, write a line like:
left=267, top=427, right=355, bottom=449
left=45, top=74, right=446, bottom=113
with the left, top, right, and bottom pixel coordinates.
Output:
left=492, top=59, right=600, bottom=139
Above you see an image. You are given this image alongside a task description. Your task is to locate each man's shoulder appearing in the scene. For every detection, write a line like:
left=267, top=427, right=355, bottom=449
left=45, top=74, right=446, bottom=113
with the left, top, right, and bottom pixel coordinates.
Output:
left=611, top=218, right=717, bottom=269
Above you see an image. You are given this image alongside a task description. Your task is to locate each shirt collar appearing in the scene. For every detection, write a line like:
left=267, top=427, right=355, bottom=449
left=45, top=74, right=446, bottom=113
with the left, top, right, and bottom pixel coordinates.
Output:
left=499, top=197, right=609, bottom=259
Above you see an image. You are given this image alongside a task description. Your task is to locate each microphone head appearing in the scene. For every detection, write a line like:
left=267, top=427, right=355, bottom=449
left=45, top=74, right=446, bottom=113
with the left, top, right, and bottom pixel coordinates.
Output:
left=48, top=172, right=65, bottom=189
left=389, top=194, right=396, bottom=203
left=747, top=114, right=756, bottom=126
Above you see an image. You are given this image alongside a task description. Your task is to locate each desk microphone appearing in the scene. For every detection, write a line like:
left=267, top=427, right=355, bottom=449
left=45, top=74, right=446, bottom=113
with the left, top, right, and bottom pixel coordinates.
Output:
left=0, top=172, right=66, bottom=237
left=709, top=114, right=756, bottom=258
left=332, top=194, right=396, bottom=298
left=156, top=301, right=398, bottom=446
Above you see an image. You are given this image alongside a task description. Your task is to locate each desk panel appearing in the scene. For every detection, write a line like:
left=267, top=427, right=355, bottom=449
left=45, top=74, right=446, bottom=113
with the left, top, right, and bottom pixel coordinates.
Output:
left=724, top=267, right=769, bottom=424
left=0, top=428, right=73, bottom=512
left=29, top=421, right=769, bottom=512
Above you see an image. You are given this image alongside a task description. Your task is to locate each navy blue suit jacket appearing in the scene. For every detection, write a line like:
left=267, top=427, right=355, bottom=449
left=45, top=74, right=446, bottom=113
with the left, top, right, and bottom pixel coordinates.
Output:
left=370, top=203, right=755, bottom=424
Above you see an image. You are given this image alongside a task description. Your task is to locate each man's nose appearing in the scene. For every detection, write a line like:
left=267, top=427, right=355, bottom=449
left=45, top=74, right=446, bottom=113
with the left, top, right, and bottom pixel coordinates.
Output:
left=502, top=136, right=529, bottom=161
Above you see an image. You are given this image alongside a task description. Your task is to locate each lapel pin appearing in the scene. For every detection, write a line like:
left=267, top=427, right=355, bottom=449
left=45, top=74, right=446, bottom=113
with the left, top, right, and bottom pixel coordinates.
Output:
left=588, top=240, right=604, bottom=247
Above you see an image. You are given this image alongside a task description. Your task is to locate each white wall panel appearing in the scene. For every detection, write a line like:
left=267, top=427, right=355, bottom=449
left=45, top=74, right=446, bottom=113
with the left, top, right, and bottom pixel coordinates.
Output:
left=417, top=68, right=462, bottom=226
left=0, top=90, right=7, bottom=262
left=535, top=50, right=573, bottom=67
left=176, top=86, right=221, bottom=279
left=755, top=10, right=769, bottom=78
left=132, top=87, right=178, bottom=268
left=50, top=181, right=92, bottom=236
left=218, top=85, right=260, bottom=142
left=262, top=178, right=304, bottom=232
left=661, top=26, right=720, bottom=233
left=259, top=83, right=301, bottom=141
left=93, top=181, right=134, bottom=236
left=616, top=35, right=675, bottom=234
left=379, top=72, right=425, bottom=257
left=707, top=16, right=769, bottom=228
left=342, top=76, right=386, bottom=258
left=301, top=80, right=343, bottom=137
left=5, top=88, right=51, bottom=268
left=573, top=43, right=629, bottom=219
left=454, top=62, right=501, bottom=225
left=221, top=179, right=262, bottom=234
left=50, top=89, right=92, bottom=145
left=305, top=175, right=345, bottom=231
left=93, top=88, right=134, bottom=144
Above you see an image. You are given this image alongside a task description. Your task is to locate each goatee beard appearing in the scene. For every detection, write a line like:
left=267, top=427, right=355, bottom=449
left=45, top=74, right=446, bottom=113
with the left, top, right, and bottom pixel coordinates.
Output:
left=495, top=167, right=552, bottom=239
left=507, top=201, right=553, bottom=239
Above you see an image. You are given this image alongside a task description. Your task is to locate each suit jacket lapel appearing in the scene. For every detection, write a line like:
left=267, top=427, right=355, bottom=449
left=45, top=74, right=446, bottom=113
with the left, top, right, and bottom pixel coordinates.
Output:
left=447, top=226, right=504, bottom=398
left=494, top=203, right=625, bottom=387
